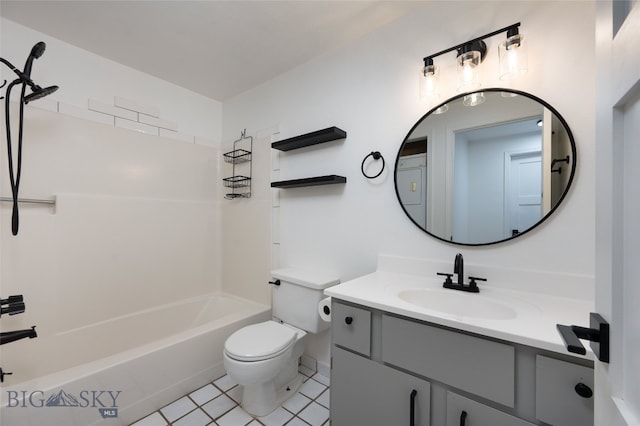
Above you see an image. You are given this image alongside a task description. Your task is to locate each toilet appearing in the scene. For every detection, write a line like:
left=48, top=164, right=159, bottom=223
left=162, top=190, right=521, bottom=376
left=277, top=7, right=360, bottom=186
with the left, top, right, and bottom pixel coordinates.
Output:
left=223, top=268, right=339, bottom=416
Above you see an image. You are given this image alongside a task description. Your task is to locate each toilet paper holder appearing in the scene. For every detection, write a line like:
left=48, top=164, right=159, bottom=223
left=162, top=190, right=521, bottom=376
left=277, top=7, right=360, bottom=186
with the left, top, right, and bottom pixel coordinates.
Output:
left=318, top=297, right=332, bottom=322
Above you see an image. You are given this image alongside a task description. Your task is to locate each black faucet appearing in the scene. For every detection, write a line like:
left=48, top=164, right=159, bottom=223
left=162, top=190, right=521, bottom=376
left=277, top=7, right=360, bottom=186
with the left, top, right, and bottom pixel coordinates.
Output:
left=454, top=253, right=464, bottom=286
left=437, top=253, right=485, bottom=293
left=0, top=326, right=37, bottom=345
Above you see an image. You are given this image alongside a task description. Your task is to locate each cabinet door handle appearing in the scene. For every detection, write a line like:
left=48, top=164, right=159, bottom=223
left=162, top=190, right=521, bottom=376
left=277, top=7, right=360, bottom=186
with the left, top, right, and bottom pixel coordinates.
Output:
left=460, top=410, right=467, bottom=426
left=575, top=382, right=593, bottom=398
left=409, top=389, right=417, bottom=426
left=345, top=316, right=353, bottom=325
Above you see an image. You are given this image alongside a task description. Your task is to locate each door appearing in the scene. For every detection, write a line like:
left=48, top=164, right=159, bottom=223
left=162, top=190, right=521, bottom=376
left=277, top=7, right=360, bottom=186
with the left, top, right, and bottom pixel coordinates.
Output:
left=595, top=1, right=640, bottom=425
left=506, top=151, right=542, bottom=237
left=397, top=153, right=427, bottom=229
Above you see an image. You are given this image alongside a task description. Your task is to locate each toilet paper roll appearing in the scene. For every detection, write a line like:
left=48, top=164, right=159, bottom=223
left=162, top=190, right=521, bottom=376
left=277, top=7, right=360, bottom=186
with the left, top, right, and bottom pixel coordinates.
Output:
left=318, top=297, right=332, bottom=322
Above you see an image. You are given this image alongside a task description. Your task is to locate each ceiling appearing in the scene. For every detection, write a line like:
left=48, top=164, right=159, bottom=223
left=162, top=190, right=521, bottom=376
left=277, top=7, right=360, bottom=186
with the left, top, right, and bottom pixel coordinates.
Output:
left=0, top=1, right=423, bottom=101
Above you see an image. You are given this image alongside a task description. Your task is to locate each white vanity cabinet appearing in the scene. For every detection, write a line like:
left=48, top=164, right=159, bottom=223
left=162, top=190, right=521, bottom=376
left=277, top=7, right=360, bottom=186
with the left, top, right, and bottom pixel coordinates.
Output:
left=330, top=299, right=594, bottom=426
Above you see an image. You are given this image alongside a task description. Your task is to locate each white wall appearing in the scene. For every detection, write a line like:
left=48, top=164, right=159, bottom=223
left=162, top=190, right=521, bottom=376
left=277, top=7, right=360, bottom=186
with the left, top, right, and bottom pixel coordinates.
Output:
left=1, top=18, right=223, bottom=145
left=223, top=1, right=596, bottom=364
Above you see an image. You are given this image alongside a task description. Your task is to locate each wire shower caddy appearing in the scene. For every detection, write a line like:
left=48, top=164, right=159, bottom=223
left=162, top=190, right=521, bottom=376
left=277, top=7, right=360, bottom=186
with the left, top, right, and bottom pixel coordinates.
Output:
left=223, top=129, right=253, bottom=199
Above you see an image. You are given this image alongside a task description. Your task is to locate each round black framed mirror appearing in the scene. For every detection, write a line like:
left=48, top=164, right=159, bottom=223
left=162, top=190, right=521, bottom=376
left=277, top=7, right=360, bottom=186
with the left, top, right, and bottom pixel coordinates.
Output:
left=394, top=88, right=576, bottom=246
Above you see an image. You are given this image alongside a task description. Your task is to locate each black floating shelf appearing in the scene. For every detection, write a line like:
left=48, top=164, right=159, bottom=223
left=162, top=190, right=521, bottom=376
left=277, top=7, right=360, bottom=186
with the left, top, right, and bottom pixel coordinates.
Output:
left=272, top=127, right=347, bottom=151
left=271, top=175, right=347, bottom=189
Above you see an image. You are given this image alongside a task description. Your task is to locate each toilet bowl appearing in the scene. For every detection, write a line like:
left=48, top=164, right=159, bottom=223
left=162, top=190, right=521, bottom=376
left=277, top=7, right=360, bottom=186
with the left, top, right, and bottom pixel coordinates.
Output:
left=222, top=268, right=339, bottom=417
left=223, top=320, right=306, bottom=416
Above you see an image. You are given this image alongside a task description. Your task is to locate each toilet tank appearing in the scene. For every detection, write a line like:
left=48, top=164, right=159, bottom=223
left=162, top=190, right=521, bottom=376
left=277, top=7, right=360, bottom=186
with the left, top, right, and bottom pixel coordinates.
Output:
left=271, top=268, right=340, bottom=333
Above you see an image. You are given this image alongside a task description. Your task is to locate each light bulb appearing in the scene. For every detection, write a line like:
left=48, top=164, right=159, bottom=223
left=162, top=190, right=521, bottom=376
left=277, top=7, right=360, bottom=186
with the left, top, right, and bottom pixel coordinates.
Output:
left=463, top=92, right=485, bottom=107
left=424, top=66, right=438, bottom=96
left=433, top=104, right=449, bottom=114
left=420, top=58, right=440, bottom=102
left=457, top=50, right=482, bottom=92
left=499, top=31, right=527, bottom=80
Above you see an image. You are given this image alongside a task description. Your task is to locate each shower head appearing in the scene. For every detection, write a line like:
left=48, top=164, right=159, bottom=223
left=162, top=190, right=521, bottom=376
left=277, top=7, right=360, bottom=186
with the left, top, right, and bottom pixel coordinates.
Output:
left=30, top=42, right=46, bottom=60
left=23, top=41, right=47, bottom=77
left=24, top=85, right=58, bottom=104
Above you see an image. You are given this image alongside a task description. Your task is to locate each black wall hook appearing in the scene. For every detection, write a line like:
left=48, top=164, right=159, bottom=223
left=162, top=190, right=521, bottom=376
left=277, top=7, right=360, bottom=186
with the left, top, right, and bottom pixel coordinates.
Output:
left=551, top=156, right=570, bottom=174
left=361, top=151, right=385, bottom=179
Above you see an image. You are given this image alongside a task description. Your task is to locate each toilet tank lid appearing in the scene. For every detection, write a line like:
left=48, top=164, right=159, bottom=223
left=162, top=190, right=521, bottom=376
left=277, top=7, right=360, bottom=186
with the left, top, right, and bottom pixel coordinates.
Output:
left=271, top=268, right=340, bottom=290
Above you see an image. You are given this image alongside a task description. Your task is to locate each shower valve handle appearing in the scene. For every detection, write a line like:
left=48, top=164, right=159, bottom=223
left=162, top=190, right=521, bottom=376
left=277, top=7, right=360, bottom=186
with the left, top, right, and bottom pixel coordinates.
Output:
left=0, top=368, right=13, bottom=383
left=0, top=295, right=23, bottom=306
left=0, top=303, right=25, bottom=317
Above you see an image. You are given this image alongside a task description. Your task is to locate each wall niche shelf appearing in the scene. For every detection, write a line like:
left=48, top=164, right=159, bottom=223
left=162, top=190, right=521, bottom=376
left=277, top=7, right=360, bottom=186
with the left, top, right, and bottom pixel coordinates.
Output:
left=272, top=126, right=346, bottom=151
left=271, top=126, right=347, bottom=190
left=271, top=175, right=347, bottom=189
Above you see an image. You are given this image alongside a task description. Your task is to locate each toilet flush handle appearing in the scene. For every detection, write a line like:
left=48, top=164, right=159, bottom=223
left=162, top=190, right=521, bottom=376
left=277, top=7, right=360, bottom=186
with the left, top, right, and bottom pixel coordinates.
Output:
left=268, top=279, right=281, bottom=286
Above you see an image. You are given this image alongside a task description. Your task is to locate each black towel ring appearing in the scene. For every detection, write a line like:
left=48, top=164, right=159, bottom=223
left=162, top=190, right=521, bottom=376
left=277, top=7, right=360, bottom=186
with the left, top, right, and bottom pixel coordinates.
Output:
left=361, top=151, right=385, bottom=179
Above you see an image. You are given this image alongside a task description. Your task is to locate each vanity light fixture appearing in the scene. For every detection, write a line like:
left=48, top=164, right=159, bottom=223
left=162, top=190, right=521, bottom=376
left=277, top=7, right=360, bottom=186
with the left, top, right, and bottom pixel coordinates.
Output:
left=420, top=23, right=525, bottom=106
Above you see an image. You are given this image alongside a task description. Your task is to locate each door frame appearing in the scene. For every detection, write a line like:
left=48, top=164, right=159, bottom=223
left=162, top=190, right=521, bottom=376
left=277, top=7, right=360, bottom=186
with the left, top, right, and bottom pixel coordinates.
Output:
left=595, top=1, right=640, bottom=424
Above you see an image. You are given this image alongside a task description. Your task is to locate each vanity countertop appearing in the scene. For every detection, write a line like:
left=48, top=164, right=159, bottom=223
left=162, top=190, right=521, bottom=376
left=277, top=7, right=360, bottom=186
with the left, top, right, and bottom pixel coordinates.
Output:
left=325, top=270, right=595, bottom=361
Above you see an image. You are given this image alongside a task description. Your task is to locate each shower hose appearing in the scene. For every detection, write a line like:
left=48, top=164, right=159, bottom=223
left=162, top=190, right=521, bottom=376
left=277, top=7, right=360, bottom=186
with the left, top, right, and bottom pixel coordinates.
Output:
left=4, top=78, right=27, bottom=236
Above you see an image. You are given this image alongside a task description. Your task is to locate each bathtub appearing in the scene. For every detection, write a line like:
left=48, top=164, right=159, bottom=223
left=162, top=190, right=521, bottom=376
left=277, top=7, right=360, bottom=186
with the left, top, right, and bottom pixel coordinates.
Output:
left=0, top=293, right=270, bottom=425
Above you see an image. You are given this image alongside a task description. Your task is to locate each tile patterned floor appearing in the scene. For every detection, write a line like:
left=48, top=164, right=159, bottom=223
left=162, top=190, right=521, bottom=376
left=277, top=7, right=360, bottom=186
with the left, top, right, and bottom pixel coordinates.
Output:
left=130, top=366, right=330, bottom=426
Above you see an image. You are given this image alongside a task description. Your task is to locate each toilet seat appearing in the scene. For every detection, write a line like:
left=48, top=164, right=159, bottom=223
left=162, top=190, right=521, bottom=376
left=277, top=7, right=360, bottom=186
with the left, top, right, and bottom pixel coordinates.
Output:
left=225, top=321, right=296, bottom=362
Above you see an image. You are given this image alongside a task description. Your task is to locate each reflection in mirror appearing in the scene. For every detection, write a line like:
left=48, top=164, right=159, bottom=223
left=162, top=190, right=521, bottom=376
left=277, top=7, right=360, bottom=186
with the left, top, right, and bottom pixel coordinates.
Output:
left=395, top=89, right=575, bottom=246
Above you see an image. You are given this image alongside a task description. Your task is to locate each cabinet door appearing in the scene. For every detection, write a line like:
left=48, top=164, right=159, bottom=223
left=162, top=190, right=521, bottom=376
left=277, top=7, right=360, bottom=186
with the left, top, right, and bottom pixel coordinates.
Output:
left=331, top=346, right=430, bottom=426
left=446, top=392, right=535, bottom=426
left=535, top=355, right=594, bottom=426
left=332, top=301, right=371, bottom=356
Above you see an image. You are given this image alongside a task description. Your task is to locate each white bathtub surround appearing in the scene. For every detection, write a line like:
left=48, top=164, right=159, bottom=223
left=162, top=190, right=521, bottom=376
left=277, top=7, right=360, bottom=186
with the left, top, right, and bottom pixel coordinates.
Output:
left=114, top=96, right=161, bottom=118
left=57, top=101, right=116, bottom=125
left=0, top=106, right=229, bottom=426
left=89, top=98, right=138, bottom=120
left=130, top=369, right=330, bottom=426
left=23, top=93, right=203, bottom=144
left=161, top=128, right=194, bottom=143
left=24, top=96, right=59, bottom=113
left=115, top=116, right=160, bottom=135
left=0, top=294, right=270, bottom=426
left=89, top=97, right=181, bottom=138
left=24, top=95, right=203, bottom=144
left=138, top=114, right=179, bottom=132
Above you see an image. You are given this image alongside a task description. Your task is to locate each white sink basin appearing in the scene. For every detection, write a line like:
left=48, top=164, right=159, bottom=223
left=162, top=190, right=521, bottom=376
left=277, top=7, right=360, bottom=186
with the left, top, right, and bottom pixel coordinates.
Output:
left=397, top=288, right=518, bottom=320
